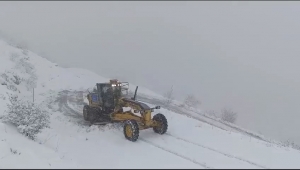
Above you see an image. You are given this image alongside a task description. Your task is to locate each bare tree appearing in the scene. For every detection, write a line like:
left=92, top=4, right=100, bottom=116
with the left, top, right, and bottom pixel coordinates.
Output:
left=220, top=108, right=237, bottom=123
left=184, top=94, right=201, bottom=108
left=163, top=85, right=174, bottom=107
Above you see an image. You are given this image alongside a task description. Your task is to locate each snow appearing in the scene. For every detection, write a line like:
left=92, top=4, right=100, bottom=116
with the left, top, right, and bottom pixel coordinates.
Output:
left=0, top=122, right=75, bottom=168
left=0, top=38, right=300, bottom=168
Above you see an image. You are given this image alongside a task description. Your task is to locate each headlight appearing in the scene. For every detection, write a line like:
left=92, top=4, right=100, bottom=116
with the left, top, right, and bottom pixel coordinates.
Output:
left=112, top=84, right=116, bottom=87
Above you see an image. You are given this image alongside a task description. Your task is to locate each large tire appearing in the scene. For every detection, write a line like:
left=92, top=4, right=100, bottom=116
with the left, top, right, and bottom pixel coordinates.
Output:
left=83, top=105, right=89, bottom=121
left=88, top=108, right=100, bottom=124
left=153, top=113, right=168, bottom=134
left=123, top=120, right=139, bottom=142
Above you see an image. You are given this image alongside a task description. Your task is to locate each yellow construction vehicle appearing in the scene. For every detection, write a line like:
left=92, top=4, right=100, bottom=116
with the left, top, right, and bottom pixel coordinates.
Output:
left=83, top=79, right=168, bottom=142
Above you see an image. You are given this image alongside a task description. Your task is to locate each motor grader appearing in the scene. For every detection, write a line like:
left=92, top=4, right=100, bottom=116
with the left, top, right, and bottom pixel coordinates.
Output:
left=83, top=79, right=168, bottom=142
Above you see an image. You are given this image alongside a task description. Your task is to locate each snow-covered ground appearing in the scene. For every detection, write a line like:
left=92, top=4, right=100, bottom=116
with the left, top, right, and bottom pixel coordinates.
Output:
left=1, top=39, right=300, bottom=168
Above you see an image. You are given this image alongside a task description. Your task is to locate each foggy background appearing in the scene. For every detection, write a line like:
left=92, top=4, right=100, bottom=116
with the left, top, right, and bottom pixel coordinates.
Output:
left=1, top=1, right=300, bottom=144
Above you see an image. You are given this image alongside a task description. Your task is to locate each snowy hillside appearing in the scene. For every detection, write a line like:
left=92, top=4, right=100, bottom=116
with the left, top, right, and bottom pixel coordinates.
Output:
left=1, top=39, right=300, bottom=168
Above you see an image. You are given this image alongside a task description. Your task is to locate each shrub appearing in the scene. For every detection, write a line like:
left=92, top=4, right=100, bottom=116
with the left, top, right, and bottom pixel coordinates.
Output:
left=220, top=108, right=237, bottom=123
left=183, top=94, right=201, bottom=108
left=2, top=94, right=50, bottom=140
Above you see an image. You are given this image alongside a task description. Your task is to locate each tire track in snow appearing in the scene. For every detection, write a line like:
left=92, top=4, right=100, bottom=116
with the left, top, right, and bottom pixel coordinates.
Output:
left=106, top=129, right=209, bottom=168
left=165, top=133, right=268, bottom=169
left=139, top=138, right=212, bottom=169
left=54, top=90, right=90, bottom=126
left=61, top=103, right=89, bottom=126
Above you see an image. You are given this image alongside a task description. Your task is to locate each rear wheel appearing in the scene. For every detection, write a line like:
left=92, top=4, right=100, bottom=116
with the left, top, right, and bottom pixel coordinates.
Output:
left=83, top=105, right=89, bottom=121
left=88, top=108, right=100, bottom=124
left=153, top=113, right=168, bottom=134
left=123, top=120, right=139, bottom=142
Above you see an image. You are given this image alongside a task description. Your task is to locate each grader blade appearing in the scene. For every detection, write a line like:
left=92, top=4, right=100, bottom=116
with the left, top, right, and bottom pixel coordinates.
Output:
left=92, top=122, right=110, bottom=125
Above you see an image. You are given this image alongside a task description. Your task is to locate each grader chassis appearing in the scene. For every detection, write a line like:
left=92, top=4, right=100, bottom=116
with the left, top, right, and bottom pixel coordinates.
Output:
left=83, top=79, right=168, bottom=142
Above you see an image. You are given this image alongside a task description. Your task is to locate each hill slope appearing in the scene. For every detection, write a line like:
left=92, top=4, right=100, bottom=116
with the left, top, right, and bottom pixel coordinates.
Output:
left=0, top=39, right=300, bottom=168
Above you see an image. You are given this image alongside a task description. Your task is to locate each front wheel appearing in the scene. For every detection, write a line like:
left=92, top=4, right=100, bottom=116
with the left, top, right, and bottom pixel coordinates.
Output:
left=153, top=113, right=168, bottom=134
left=123, top=120, right=139, bottom=142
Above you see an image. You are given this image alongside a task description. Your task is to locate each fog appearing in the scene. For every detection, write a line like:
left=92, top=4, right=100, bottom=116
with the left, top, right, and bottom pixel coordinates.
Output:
left=1, top=1, right=300, bottom=144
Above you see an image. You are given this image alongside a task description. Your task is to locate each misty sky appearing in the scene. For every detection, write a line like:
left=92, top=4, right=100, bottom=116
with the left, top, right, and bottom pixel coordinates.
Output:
left=1, top=1, right=300, bottom=144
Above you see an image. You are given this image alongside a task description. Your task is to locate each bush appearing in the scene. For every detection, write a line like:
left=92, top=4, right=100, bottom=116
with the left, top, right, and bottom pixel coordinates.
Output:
left=1, top=71, right=22, bottom=85
left=183, top=94, right=201, bottom=108
left=2, top=94, right=50, bottom=140
left=220, top=108, right=237, bottom=123
left=0, top=71, right=23, bottom=93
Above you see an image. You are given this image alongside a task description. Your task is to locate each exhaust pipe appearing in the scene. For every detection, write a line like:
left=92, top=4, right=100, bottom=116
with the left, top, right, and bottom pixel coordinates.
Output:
left=132, top=86, right=138, bottom=101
